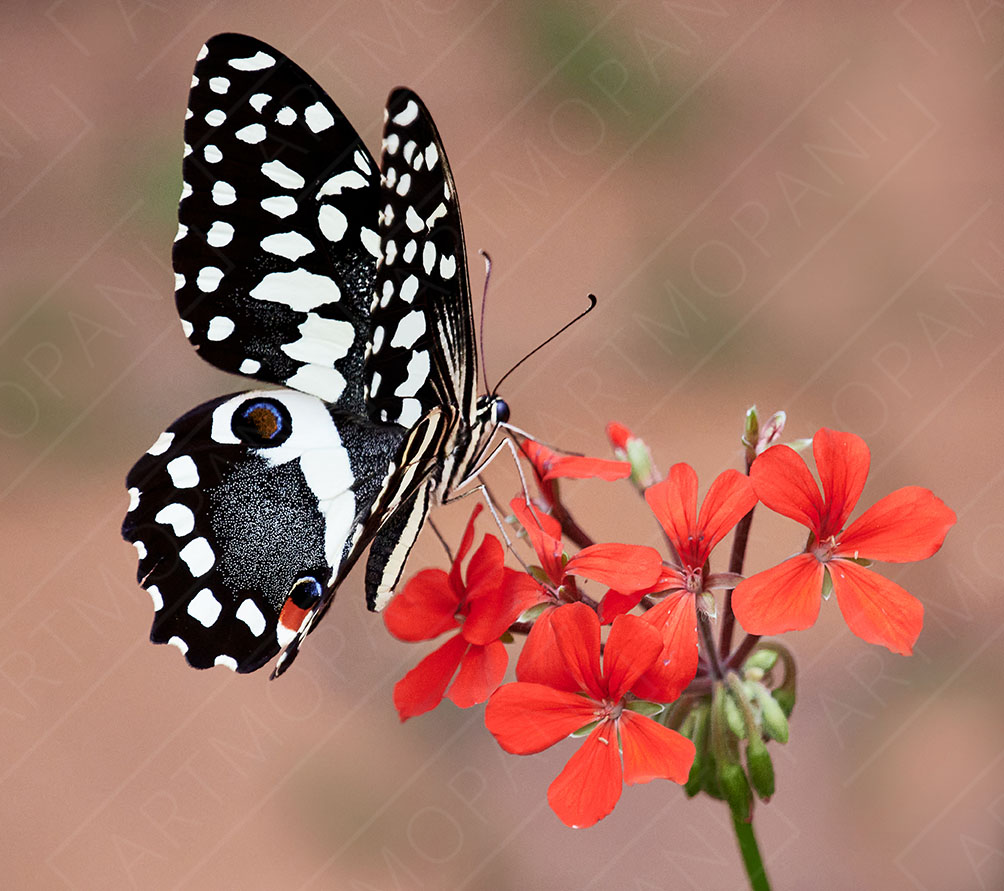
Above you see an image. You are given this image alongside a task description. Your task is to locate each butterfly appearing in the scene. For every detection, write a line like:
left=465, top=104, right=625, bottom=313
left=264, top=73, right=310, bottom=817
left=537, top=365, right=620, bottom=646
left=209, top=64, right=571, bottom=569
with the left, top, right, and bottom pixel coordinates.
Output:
left=122, top=33, right=508, bottom=677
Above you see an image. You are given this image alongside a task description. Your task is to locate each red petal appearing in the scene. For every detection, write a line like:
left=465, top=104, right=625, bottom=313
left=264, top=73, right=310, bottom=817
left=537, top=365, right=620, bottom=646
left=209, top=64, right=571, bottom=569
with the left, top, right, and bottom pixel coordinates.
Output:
left=515, top=606, right=570, bottom=688
left=620, top=711, right=696, bottom=785
left=602, top=614, right=663, bottom=700
left=461, top=536, right=516, bottom=644
left=548, top=602, right=605, bottom=700
left=448, top=640, right=509, bottom=708
left=448, top=503, right=484, bottom=594
left=606, top=421, right=634, bottom=453
left=392, top=633, right=468, bottom=721
left=547, top=723, right=623, bottom=828
left=838, top=487, right=956, bottom=563
left=813, top=428, right=870, bottom=534
left=830, top=559, right=924, bottom=655
left=645, top=465, right=698, bottom=558
left=544, top=454, right=631, bottom=482
left=566, top=543, right=663, bottom=591
left=631, top=592, right=699, bottom=703
left=383, top=569, right=459, bottom=642
left=731, top=554, right=824, bottom=635
left=599, top=588, right=647, bottom=622
left=750, top=444, right=824, bottom=534
left=510, top=496, right=564, bottom=584
left=484, top=681, right=598, bottom=754
left=696, top=469, right=758, bottom=556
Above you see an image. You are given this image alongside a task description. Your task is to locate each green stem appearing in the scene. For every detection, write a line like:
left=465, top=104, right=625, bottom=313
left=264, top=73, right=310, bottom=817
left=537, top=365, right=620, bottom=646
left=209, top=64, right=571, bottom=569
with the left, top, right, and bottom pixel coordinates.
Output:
left=732, top=811, right=772, bottom=891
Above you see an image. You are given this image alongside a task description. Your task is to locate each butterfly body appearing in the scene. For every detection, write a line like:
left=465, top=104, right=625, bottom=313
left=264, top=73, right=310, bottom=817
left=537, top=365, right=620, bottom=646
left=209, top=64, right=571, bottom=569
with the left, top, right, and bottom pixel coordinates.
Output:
left=122, top=33, right=505, bottom=675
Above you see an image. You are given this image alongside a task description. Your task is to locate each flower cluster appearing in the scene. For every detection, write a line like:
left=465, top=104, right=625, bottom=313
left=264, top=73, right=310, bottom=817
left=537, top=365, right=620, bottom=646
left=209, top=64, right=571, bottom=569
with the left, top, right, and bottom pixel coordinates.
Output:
left=382, top=417, right=955, bottom=831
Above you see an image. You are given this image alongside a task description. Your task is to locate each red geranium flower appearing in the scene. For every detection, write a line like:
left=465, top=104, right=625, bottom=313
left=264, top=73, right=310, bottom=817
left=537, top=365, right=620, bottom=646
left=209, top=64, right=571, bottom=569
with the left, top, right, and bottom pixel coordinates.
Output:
left=521, top=439, right=630, bottom=511
left=601, top=464, right=757, bottom=701
left=384, top=505, right=540, bottom=720
left=731, top=428, right=956, bottom=655
left=510, top=496, right=663, bottom=681
left=485, top=603, right=696, bottom=828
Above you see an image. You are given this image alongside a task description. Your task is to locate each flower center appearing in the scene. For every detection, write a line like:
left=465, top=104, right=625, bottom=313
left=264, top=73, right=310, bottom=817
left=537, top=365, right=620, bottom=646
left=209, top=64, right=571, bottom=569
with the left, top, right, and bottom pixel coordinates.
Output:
left=811, top=534, right=840, bottom=563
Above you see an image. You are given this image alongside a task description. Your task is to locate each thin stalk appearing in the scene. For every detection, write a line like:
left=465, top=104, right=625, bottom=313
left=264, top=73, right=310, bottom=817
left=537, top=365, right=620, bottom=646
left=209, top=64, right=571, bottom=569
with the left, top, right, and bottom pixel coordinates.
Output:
left=732, top=812, right=772, bottom=891
left=719, top=505, right=754, bottom=659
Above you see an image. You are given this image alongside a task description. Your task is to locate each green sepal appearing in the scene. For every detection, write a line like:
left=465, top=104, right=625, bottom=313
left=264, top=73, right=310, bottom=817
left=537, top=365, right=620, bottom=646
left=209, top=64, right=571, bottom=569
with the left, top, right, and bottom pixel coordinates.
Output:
left=772, top=687, right=795, bottom=719
left=570, top=719, right=601, bottom=739
left=746, top=736, right=775, bottom=801
left=624, top=699, right=663, bottom=718
left=757, top=687, right=790, bottom=742
left=723, top=691, right=746, bottom=739
left=821, top=568, right=833, bottom=601
left=744, top=648, right=778, bottom=674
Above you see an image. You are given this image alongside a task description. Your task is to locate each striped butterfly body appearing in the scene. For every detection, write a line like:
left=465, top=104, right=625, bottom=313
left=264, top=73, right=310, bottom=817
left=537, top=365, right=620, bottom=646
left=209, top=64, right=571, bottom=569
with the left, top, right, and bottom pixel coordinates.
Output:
left=122, top=33, right=507, bottom=676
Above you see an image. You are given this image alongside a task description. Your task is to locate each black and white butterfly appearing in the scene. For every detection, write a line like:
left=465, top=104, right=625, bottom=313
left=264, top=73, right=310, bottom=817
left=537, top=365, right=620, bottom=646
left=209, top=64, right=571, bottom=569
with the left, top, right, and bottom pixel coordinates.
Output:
left=122, top=33, right=508, bottom=676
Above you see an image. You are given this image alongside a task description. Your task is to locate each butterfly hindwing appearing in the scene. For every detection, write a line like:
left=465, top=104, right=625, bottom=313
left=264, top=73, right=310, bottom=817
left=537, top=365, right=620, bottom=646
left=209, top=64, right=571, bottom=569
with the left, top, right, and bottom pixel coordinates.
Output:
left=122, top=389, right=405, bottom=672
left=175, top=33, right=379, bottom=414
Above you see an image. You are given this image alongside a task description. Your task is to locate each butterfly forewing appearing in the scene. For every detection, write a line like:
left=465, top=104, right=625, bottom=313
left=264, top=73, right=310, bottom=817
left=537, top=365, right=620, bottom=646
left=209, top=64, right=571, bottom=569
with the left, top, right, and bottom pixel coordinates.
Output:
left=175, top=32, right=379, bottom=414
left=367, top=89, right=477, bottom=430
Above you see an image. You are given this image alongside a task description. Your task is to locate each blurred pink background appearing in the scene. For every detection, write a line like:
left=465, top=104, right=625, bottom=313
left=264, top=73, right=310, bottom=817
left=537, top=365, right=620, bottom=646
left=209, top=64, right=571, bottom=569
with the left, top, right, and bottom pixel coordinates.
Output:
left=2, top=2, right=1002, bottom=888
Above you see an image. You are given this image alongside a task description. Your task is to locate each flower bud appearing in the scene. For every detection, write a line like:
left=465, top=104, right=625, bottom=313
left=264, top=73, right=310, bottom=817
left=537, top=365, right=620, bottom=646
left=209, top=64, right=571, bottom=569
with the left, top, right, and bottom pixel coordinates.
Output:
left=605, top=421, right=657, bottom=488
left=772, top=687, right=795, bottom=721
left=723, top=690, right=746, bottom=739
left=744, top=648, right=778, bottom=674
left=745, top=735, right=775, bottom=801
left=742, top=406, right=759, bottom=462
left=684, top=703, right=710, bottom=798
left=718, top=760, right=753, bottom=823
left=750, top=682, right=789, bottom=743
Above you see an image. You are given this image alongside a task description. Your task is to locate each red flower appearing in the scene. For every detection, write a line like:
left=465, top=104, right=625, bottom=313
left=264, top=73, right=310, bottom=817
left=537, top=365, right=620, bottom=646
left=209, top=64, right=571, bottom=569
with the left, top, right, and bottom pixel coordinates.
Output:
left=485, top=603, right=696, bottom=828
left=731, top=428, right=956, bottom=655
left=384, top=506, right=540, bottom=720
left=602, top=464, right=757, bottom=700
left=510, top=496, right=663, bottom=680
left=521, top=439, right=630, bottom=510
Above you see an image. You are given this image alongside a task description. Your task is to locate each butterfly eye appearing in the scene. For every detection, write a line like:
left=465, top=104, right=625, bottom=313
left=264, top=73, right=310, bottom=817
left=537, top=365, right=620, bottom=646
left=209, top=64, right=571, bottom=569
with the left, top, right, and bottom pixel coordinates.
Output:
left=493, top=397, right=510, bottom=425
left=231, top=398, right=293, bottom=448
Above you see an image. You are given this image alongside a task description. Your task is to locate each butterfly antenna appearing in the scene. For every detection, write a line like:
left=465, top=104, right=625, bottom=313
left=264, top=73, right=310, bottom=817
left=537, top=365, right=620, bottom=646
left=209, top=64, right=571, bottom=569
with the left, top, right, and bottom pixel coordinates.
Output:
left=492, top=294, right=597, bottom=394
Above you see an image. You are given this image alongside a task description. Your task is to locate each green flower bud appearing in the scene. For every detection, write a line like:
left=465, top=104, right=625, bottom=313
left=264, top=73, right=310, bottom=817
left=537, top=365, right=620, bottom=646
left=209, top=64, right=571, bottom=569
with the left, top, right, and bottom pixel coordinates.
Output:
left=745, top=735, right=775, bottom=801
left=759, top=689, right=789, bottom=742
left=772, top=687, right=796, bottom=721
left=684, top=704, right=710, bottom=798
left=744, top=648, right=779, bottom=674
left=723, top=691, right=746, bottom=739
left=718, top=761, right=753, bottom=823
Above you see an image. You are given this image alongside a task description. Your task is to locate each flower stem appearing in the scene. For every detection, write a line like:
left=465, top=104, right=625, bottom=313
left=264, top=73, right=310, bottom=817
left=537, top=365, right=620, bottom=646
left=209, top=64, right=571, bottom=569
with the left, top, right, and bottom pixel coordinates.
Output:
left=732, top=811, right=772, bottom=891
left=719, top=505, right=754, bottom=659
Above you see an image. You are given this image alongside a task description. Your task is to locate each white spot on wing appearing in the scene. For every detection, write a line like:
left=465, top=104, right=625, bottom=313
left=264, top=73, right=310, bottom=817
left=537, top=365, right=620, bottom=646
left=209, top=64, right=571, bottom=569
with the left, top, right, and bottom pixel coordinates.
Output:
left=405, top=206, right=423, bottom=233
left=212, top=181, right=236, bottom=205
left=276, top=106, right=297, bottom=125
left=166, top=455, right=199, bottom=488
left=133, top=540, right=147, bottom=560
left=423, top=241, right=436, bottom=273
left=236, top=599, right=267, bottom=636
left=147, top=585, right=164, bottom=611
left=154, top=503, right=195, bottom=536
left=260, top=195, right=297, bottom=218
left=209, top=76, right=230, bottom=94
left=235, top=123, right=266, bottom=144
left=229, top=50, right=275, bottom=71
left=196, top=43, right=208, bottom=60
left=197, top=266, right=223, bottom=293
left=400, top=275, right=419, bottom=303
left=304, top=101, right=335, bottom=132
left=239, top=358, right=261, bottom=374
left=206, top=220, right=234, bottom=247
left=180, top=319, right=194, bottom=338
left=318, top=205, right=348, bottom=242
left=188, top=588, right=223, bottom=627
left=250, top=92, right=271, bottom=112
left=391, top=310, right=426, bottom=348
left=215, top=655, right=238, bottom=671
left=203, top=144, right=222, bottom=163
left=318, top=171, right=368, bottom=195
left=179, top=536, right=215, bottom=576
left=285, top=365, right=346, bottom=403
left=206, top=316, right=235, bottom=341
left=249, top=268, right=340, bottom=311
left=360, top=227, right=380, bottom=258
left=395, top=350, right=430, bottom=398
left=281, top=313, right=354, bottom=365
left=261, top=231, right=314, bottom=261
left=205, top=109, right=226, bottom=126
left=398, top=397, right=422, bottom=427
left=127, top=487, right=140, bottom=512
left=168, top=636, right=189, bottom=655
left=440, top=254, right=457, bottom=279
left=261, top=159, right=305, bottom=190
